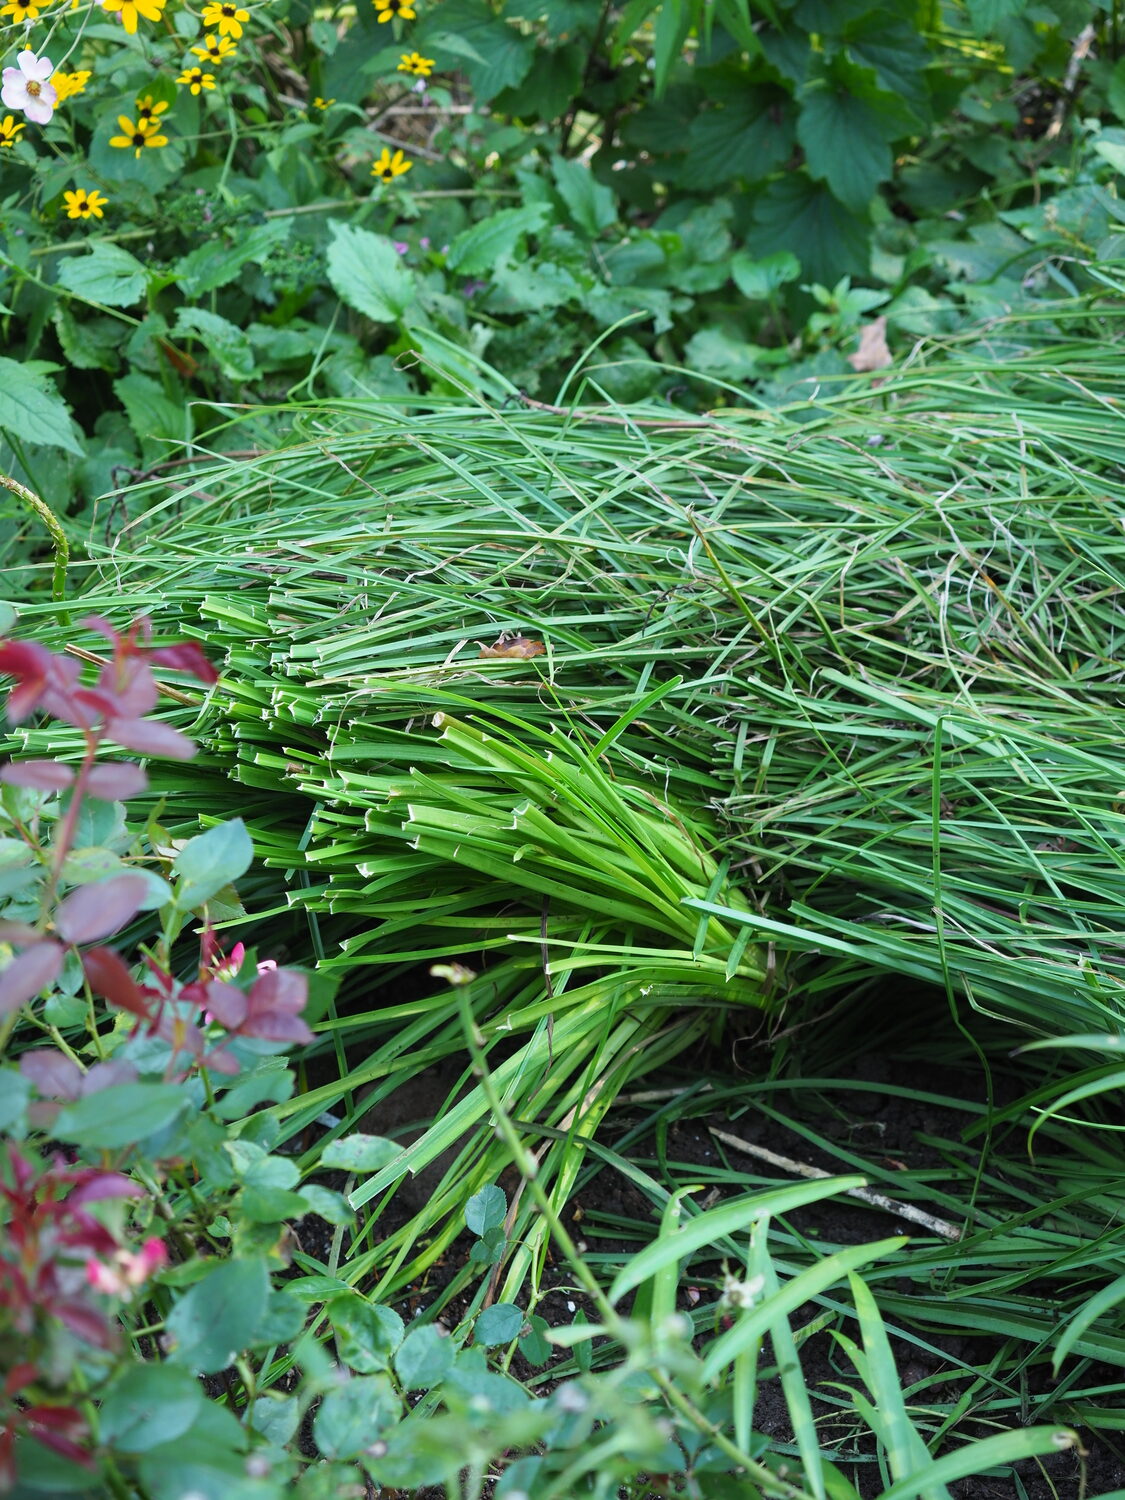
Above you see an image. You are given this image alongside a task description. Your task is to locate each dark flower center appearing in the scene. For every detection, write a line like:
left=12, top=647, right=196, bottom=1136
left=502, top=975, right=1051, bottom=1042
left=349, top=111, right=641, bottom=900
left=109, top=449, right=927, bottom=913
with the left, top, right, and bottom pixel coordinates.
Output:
left=132, top=131, right=146, bottom=146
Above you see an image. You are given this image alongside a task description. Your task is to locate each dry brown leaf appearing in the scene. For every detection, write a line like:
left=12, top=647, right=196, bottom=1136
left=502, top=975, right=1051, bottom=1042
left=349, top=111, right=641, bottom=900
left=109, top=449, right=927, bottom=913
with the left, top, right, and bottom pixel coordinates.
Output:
left=847, top=316, right=893, bottom=373
left=478, top=634, right=546, bottom=660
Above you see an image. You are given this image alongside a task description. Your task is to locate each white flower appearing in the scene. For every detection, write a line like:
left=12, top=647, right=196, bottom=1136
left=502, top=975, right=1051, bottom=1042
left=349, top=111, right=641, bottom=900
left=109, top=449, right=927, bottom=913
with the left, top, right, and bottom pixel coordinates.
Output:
left=1, top=51, right=56, bottom=124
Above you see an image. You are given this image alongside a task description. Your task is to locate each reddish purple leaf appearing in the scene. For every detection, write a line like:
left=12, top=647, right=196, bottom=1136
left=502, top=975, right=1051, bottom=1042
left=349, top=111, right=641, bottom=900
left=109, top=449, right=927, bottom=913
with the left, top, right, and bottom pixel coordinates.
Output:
left=81, top=947, right=151, bottom=1018
left=67, top=1171, right=142, bottom=1206
left=248, top=966, right=308, bottom=1016
left=0, top=760, right=75, bottom=791
left=94, top=657, right=158, bottom=719
left=203, top=979, right=248, bottom=1030
left=0, top=639, right=56, bottom=723
left=51, top=1297, right=115, bottom=1348
left=81, top=1059, right=138, bottom=1095
left=20, top=1049, right=83, bottom=1100
left=0, top=939, right=64, bottom=1014
left=55, top=874, right=149, bottom=945
left=85, top=763, right=148, bottom=801
left=202, top=1045, right=241, bottom=1075
left=150, top=641, right=220, bottom=684
left=244, top=1011, right=314, bottom=1044
left=105, top=716, right=197, bottom=760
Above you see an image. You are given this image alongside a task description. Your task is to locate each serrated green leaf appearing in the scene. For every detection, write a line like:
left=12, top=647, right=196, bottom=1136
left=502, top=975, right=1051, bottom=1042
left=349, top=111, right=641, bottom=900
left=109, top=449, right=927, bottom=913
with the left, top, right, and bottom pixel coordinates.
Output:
left=113, top=370, right=192, bottom=459
left=57, top=243, right=148, bottom=308
left=326, top=223, right=415, bottom=325
left=797, top=60, right=909, bottom=212
left=173, top=221, right=290, bottom=297
left=730, top=249, right=801, bottom=301
left=173, top=308, right=254, bottom=382
left=0, top=357, right=83, bottom=455
left=446, top=204, right=550, bottom=275
left=748, top=172, right=871, bottom=284
left=682, top=90, right=794, bottom=189
left=551, top=155, right=617, bottom=236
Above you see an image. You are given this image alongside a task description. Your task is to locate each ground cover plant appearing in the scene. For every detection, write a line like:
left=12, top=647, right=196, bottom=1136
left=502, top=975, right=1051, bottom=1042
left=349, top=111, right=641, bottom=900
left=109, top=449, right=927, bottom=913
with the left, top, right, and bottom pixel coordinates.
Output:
left=5, top=299, right=1125, bottom=1494
left=1, top=0, right=1125, bottom=552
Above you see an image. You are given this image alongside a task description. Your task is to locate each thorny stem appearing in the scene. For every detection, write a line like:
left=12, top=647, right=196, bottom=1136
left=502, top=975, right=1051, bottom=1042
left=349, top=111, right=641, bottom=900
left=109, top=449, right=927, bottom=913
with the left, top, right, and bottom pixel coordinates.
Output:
left=43, top=731, right=100, bottom=914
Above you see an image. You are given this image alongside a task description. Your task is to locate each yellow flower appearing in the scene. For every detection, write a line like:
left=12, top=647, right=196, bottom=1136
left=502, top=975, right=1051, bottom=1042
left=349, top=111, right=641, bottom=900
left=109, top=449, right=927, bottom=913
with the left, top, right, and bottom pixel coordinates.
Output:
left=190, top=33, right=235, bottom=64
left=0, top=114, right=25, bottom=148
left=201, top=0, right=248, bottom=37
left=0, top=0, right=41, bottom=19
left=109, top=114, right=169, bottom=157
left=177, top=66, right=215, bottom=94
left=99, top=0, right=166, bottom=32
left=373, top=0, right=416, bottom=20
left=135, top=94, right=169, bottom=124
left=63, top=187, right=107, bottom=219
left=397, top=51, right=433, bottom=76
left=371, top=146, right=411, bottom=183
left=50, top=69, right=92, bottom=102
left=311, top=95, right=334, bottom=109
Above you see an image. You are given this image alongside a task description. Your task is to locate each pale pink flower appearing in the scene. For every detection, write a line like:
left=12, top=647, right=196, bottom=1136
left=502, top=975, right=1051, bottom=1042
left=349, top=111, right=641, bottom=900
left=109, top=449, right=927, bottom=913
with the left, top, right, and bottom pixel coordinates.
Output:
left=85, top=1237, right=167, bottom=1297
left=1, top=50, right=57, bottom=125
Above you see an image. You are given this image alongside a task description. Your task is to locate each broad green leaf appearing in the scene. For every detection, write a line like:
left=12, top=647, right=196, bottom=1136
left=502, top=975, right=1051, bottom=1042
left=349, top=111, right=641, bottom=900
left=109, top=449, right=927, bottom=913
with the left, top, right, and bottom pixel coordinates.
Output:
left=173, top=309, right=255, bottom=382
left=447, top=204, right=550, bottom=275
left=473, top=1302, right=523, bottom=1346
left=326, top=223, right=415, bottom=325
left=1110, top=58, right=1125, bottom=126
left=965, top=0, right=1026, bottom=31
left=747, top=173, right=870, bottom=284
left=314, top=1375, right=400, bottom=1459
left=395, top=1323, right=455, bottom=1389
left=682, top=90, right=794, bottom=189
left=320, top=1132, right=400, bottom=1171
left=54, top=1082, right=187, bottom=1148
left=731, top=249, right=801, bottom=301
left=57, top=243, right=148, bottom=308
left=0, top=357, right=83, bottom=455
left=114, top=370, right=193, bottom=459
left=326, top=1295, right=404, bottom=1373
left=165, top=1257, right=270, bottom=1373
left=298, top=1184, right=354, bottom=1225
left=465, top=1183, right=506, bottom=1236
left=173, top=819, right=254, bottom=910
left=99, top=1363, right=203, bottom=1453
left=173, top=221, right=290, bottom=297
left=551, top=156, right=617, bottom=236
left=418, top=0, right=535, bottom=98
left=797, top=58, right=911, bottom=212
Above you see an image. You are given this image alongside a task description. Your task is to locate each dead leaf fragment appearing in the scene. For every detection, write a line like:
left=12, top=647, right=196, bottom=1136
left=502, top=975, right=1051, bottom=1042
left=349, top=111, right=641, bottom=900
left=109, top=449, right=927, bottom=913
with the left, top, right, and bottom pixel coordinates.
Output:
left=478, top=634, right=545, bottom=660
left=847, top=316, right=893, bottom=374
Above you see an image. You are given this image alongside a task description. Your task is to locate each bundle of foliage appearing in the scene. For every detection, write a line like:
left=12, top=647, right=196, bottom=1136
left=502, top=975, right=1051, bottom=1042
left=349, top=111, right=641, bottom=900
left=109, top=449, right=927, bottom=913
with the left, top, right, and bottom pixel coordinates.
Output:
left=2, top=0, right=1125, bottom=539
left=0, top=620, right=1087, bottom=1498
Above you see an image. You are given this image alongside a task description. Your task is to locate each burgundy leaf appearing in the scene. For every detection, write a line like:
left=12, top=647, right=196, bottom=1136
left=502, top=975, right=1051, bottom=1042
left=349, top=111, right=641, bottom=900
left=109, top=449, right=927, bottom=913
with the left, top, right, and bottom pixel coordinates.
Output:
left=24, top=1405, right=88, bottom=1439
left=248, top=965, right=308, bottom=1017
left=82, top=613, right=128, bottom=646
left=81, top=946, right=151, bottom=1018
left=50, top=1297, right=115, bottom=1348
left=150, top=641, right=220, bottom=684
left=38, top=655, right=92, bottom=729
left=0, top=639, right=56, bottom=723
left=55, top=874, right=149, bottom=946
left=202, top=1045, right=240, bottom=1075
left=0, top=760, right=74, bottom=791
left=67, top=1171, right=142, bottom=1206
left=105, top=716, right=197, bottom=761
left=19, top=1049, right=83, bottom=1100
left=203, top=979, right=248, bottom=1030
left=85, top=763, right=148, bottom=801
left=81, top=1059, right=138, bottom=1095
left=243, top=1011, right=314, bottom=1045
left=0, top=940, right=65, bottom=1015
left=0, top=920, right=43, bottom=947
left=95, top=657, right=158, bottom=719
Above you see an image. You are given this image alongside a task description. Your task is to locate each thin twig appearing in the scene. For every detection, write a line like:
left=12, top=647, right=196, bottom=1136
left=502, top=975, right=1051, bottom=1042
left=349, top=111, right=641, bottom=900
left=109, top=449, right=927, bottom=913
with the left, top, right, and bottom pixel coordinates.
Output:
left=1043, top=23, right=1097, bottom=143
left=710, top=1127, right=962, bottom=1241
